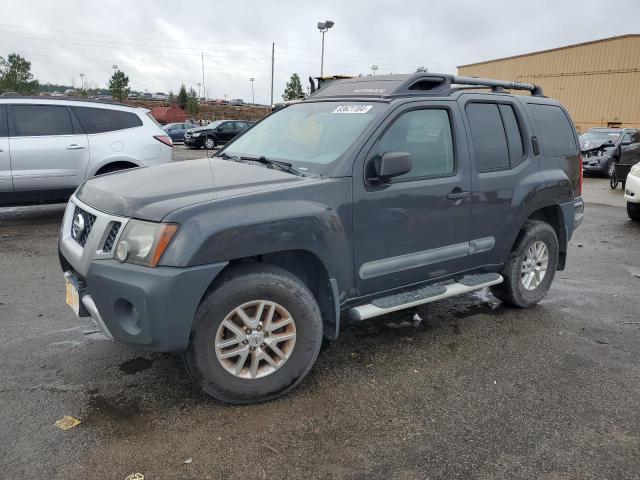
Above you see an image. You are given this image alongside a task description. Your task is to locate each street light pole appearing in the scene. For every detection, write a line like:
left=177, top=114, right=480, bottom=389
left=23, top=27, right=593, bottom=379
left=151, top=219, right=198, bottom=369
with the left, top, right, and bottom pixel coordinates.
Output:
left=197, top=82, right=201, bottom=101
left=79, top=73, right=85, bottom=91
left=371, top=65, right=378, bottom=76
left=317, top=20, right=334, bottom=77
left=249, top=77, right=255, bottom=104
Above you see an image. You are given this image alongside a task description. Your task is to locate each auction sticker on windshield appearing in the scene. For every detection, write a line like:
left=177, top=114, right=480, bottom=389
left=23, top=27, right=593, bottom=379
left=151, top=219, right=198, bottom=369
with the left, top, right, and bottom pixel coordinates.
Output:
left=332, top=105, right=373, bottom=114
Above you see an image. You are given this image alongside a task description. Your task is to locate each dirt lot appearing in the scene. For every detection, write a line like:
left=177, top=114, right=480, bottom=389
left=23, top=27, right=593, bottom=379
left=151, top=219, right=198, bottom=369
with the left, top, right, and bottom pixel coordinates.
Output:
left=1, top=177, right=639, bottom=479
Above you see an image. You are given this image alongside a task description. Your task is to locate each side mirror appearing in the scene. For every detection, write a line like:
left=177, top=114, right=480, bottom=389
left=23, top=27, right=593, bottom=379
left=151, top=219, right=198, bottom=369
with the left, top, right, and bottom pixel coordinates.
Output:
left=621, top=140, right=632, bottom=146
left=371, top=151, right=412, bottom=182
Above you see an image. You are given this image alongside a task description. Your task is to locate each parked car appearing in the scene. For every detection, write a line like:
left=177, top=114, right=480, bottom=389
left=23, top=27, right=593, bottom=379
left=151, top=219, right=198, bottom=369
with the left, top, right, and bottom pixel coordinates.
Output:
left=624, top=163, right=640, bottom=221
left=142, top=93, right=154, bottom=101
left=163, top=122, right=197, bottom=143
left=184, top=120, right=252, bottom=149
left=580, top=127, right=638, bottom=177
left=127, top=93, right=140, bottom=100
left=59, top=73, right=583, bottom=404
left=0, top=97, right=173, bottom=205
left=153, top=92, right=168, bottom=101
left=229, top=98, right=244, bottom=106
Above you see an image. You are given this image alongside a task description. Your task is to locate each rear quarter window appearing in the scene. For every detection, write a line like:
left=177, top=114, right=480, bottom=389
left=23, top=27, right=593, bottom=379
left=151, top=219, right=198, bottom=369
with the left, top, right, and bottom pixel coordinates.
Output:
left=528, top=104, right=577, bottom=156
left=0, top=105, right=7, bottom=137
left=72, top=107, right=143, bottom=134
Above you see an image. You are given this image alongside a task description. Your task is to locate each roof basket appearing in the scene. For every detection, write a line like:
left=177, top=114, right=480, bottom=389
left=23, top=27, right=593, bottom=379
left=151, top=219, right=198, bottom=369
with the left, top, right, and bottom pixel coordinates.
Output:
left=308, top=73, right=544, bottom=99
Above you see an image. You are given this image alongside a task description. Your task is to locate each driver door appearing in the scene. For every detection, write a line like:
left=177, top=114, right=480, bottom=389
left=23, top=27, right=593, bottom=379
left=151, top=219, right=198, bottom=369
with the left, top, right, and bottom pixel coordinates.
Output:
left=353, top=102, right=473, bottom=296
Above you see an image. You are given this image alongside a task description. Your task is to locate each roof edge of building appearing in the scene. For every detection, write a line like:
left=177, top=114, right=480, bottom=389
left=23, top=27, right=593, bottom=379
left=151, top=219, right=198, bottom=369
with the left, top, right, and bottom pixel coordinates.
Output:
left=457, top=33, right=640, bottom=69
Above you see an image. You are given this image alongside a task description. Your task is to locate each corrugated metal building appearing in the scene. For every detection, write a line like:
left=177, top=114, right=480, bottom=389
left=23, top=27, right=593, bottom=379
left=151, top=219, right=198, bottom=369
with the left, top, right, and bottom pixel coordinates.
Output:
left=457, top=34, right=640, bottom=132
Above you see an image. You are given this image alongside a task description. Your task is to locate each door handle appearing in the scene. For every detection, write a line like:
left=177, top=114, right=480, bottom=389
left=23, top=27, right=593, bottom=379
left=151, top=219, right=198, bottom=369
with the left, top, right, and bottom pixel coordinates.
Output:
left=446, top=191, right=470, bottom=201
left=66, top=144, right=85, bottom=150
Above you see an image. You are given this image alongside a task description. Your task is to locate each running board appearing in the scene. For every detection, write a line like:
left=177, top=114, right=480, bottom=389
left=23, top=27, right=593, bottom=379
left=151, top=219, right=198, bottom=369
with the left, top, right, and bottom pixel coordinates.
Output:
left=349, top=273, right=503, bottom=321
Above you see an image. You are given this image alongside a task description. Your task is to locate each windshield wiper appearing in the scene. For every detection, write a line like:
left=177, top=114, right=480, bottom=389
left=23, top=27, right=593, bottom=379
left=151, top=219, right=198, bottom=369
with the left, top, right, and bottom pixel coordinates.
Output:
left=221, top=153, right=305, bottom=176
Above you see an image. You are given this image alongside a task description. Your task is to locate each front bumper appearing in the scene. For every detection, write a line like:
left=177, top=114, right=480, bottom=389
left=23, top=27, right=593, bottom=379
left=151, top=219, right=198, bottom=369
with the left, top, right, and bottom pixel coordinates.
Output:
left=59, top=195, right=228, bottom=352
left=63, top=258, right=227, bottom=352
left=184, top=136, right=203, bottom=147
left=624, top=173, right=640, bottom=204
left=582, top=157, right=609, bottom=175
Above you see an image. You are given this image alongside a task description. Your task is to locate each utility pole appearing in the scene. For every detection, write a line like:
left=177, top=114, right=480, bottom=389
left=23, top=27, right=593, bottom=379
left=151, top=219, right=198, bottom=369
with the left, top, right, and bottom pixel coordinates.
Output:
left=79, top=73, right=85, bottom=91
left=249, top=77, right=255, bottom=104
left=201, top=52, right=206, bottom=101
left=371, top=65, right=378, bottom=76
left=197, top=82, right=201, bottom=101
left=270, top=42, right=275, bottom=107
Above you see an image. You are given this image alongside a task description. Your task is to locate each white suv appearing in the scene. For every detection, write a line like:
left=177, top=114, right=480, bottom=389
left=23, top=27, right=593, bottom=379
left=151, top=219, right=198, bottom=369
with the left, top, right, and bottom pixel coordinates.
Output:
left=0, top=97, right=173, bottom=205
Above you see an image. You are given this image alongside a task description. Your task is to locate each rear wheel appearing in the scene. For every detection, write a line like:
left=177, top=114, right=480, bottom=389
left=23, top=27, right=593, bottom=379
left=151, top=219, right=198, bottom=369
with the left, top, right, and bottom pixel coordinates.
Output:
left=606, top=158, right=615, bottom=178
left=491, top=220, right=559, bottom=308
left=610, top=171, right=619, bottom=189
left=628, top=202, right=640, bottom=222
left=184, top=264, right=323, bottom=404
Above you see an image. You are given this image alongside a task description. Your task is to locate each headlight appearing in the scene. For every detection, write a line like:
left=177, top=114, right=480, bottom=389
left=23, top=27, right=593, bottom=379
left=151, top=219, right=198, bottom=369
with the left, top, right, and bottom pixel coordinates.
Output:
left=191, top=132, right=200, bottom=137
left=630, top=164, right=640, bottom=177
left=114, top=220, right=178, bottom=267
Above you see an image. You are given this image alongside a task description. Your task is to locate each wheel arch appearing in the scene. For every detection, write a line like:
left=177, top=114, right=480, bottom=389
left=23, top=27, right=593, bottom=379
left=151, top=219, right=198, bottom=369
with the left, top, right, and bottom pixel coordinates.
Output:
left=515, top=204, right=567, bottom=270
left=215, top=250, right=340, bottom=340
left=91, top=158, right=142, bottom=177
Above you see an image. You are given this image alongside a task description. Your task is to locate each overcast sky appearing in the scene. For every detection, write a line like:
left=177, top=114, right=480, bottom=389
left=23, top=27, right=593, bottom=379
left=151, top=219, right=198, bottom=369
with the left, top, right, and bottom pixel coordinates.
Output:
left=0, top=0, right=637, bottom=104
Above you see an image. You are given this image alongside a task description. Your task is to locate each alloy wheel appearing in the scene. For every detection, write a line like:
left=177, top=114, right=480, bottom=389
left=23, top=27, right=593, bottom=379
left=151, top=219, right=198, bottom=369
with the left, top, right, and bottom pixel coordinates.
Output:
left=521, top=240, right=549, bottom=290
left=214, top=300, right=297, bottom=379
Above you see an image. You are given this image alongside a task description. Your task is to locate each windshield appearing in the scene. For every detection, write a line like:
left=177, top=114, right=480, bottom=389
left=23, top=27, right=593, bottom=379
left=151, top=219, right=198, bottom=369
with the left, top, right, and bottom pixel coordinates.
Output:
left=580, top=131, right=620, bottom=143
left=223, top=102, right=383, bottom=173
left=207, top=121, right=223, bottom=129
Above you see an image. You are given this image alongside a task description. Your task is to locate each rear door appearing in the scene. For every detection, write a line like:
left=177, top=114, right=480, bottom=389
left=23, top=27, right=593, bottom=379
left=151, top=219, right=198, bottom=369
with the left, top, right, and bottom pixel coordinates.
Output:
left=353, top=101, right=473, bottom=295
left=459, top=95, right=536, bottom=268
left=9, top=104, right=89, bottom=191
left=0, top=105, right=11, bottom=192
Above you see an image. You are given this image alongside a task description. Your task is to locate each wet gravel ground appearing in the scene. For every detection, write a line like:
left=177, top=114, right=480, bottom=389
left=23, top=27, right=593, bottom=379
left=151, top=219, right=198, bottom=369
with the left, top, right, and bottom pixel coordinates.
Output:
left=1, top=178, right=639, bottom=480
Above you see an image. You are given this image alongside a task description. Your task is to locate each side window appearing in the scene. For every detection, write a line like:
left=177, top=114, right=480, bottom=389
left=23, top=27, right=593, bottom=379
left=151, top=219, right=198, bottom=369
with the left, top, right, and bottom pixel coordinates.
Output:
left=375, top=109, right=454, bottom=180
left=499, top=104, right=524, bottom=166
left=12, top=105, right=74, bottom=136
left=621, top=133, right=632, bottom=144
left=0, top=105, right=7, bottom=137
left=528, top=104, right=577, bottom=156
left=71, top=107, right=142, bottom=134
left=629, top=131, right=640, bottom=144
left=219, top=122, right=234, bottom=132
left=466, top=103, right=509, bottom=171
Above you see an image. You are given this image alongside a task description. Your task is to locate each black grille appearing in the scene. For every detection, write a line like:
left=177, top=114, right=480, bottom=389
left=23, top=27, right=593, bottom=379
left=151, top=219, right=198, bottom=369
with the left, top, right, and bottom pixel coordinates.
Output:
left=102, top=222, right=121, bottom=253
left=71, top=206, right=96, bottom=247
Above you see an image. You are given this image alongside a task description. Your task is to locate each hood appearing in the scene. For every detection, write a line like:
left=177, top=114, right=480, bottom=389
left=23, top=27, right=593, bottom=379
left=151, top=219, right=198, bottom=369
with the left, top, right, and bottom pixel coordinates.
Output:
left=186, top=126, right=212, bottom=134
left=76, top=158, right=307, bottom=221
left=580, top=139, right=615, bottom=153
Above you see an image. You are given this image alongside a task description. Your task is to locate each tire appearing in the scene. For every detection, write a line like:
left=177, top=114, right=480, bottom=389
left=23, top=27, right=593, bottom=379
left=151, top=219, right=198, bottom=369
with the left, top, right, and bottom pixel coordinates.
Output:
left=628, top=202, right=640, bottom=222
left=204, top=136, right=216, bottom=150
left=610, top=173, right=619, bottom=190
left=184, top=264, right=323, bottom=404
left=490, top=220, right=559, bottom=308
left=606, top=158, right=615, bottom=179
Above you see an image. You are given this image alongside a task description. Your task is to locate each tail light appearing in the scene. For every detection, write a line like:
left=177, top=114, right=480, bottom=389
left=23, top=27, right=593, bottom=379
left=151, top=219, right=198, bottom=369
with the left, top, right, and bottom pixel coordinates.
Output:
left=576, top=155, right=583, bottom=197
left=154, top=135, right=173, bottom=147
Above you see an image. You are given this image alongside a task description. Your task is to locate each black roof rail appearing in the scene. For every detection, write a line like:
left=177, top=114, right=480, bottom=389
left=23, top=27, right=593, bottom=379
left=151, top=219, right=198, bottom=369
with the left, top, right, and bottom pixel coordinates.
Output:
left=307, top=73, right=544, bottom=99
left=452, top=75, right=544, bottom=96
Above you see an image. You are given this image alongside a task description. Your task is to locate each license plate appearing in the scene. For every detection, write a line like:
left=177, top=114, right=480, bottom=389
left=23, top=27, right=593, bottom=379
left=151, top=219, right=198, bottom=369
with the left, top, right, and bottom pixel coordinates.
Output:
left=65, top=278, right=80, bottom=316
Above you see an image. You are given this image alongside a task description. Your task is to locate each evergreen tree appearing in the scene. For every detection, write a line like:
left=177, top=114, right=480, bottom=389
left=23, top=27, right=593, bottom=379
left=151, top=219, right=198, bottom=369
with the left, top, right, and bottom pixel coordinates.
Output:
left=283, top=73, right=304, bottom=101
left=177, top=84, right=188, bottom=110
left=108, top=70, right=130, bottom=102
left=186, top=87, right=199, bottom=115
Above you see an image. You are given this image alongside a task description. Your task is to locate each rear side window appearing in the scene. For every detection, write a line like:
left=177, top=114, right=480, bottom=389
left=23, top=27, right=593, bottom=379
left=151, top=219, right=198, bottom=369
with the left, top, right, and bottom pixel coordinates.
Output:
left=12, top=105, right=73, bottom=136
left=466, top=103, right=509, bottom=170
left=528, top=104, right=577, bottom=156
left=466, top=103, right=525, bottom=170
left=72, top=107, right=142, bottom=134
left=0, top=105, right=7, bottom=137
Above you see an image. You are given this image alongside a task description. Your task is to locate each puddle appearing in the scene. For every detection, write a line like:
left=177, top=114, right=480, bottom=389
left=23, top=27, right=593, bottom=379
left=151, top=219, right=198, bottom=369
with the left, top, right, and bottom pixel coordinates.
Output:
left=85, top=394, right=142, bottom=428
left=119, top=357, right=153, bottom=375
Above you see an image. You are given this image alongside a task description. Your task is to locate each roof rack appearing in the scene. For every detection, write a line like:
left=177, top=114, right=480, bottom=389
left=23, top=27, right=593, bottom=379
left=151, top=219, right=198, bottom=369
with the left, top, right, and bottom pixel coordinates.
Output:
left=308, top=73, right=544, bottom=99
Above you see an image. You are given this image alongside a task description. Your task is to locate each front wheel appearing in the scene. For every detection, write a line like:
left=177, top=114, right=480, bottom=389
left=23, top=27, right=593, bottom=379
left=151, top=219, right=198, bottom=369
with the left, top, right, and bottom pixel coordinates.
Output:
left=491, top=220, right=559, bottom=308
left=628, top=202, right=640, bottom=222
left=610, top=171, right=619, bottom=189
left=606, top=159, right=615, bottom=179
left=204, top=136, right=216, bottom=150
left=184, top=264, right=323, bottom=404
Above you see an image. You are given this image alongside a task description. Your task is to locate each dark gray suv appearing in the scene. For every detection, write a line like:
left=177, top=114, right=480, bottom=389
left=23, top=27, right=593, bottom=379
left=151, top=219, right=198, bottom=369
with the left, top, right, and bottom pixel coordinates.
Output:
left=59, top=74, right=584, bottom=404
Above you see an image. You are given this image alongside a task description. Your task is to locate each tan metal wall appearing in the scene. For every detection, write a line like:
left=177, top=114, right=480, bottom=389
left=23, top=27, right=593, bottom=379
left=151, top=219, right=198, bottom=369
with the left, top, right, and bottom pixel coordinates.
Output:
left=457, top=35, right=640, bottom=132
